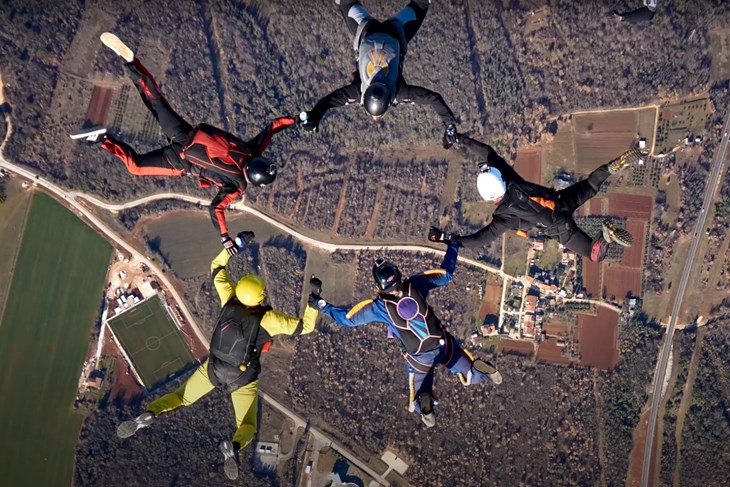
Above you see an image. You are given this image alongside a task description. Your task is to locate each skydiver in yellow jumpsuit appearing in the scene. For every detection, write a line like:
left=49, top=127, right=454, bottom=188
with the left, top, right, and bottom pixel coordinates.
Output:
left=116, top=231, right=322, bottom=480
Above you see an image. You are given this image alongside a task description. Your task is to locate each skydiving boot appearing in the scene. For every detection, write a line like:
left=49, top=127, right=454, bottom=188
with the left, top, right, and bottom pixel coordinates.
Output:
left=219, top=440, right=239, bottom=480
left=69, top=125, right=107, bottom=143
left=607, top=148, right=647, bottom=174
left=418, top=392, right=436, bottom=428
left=116, top=411, right=154, bottom=438
left=602, top=219, right=633, bottom=247
left=100, top=32, right=134, bottom=62
left=473, top=359, right=503, bottom=385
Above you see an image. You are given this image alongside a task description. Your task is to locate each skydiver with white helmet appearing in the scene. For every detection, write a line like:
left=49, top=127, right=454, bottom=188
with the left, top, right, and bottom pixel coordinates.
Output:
left=613, top=0, right=658, bottom=24
left=116, top=231, right=322, bottom=480
left=429, top=136, right=643, bottom=263
left=300, top=0, right=460, bottom=149
left=310, top=238, right=502, bottom=428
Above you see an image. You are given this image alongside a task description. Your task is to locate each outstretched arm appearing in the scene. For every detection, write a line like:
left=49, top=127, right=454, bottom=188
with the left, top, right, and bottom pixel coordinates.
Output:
left=307, top=80, right=361, bottom=127
left=260, top=306, right=319, bottom=337
left=458, top=215, right=513, bottom=249
left=209, top=185, right=244, bottom=237
left=250, top=116, right=297, bottom=154
left=460, top=136, right=522, bottom=182
left=409, top=243, right=459, bottom=297
left=210, top=249, right=235, bottom=306
left=396, top=84, right=457, bottom=126
left=320, top=299, right=388, bottom=328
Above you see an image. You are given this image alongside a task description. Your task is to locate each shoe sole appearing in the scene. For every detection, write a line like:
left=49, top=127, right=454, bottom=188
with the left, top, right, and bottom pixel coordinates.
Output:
left=219, top=441, right=238, bottom=480
left=100, top=32, right=134, bottom=62
left=70, top=126, right=107, bottom=140
left=116, top=420, right=141, bottom=438
left=602, top=221, right=633, bottom=247
left=474, top=360, right=503, bottom=385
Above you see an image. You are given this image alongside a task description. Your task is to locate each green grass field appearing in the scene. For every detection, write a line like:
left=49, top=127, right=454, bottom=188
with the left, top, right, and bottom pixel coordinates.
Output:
left=107, top=294, right=196, bottom=390
left=0, top=192, right=112, bottom=487
left=0, top=180, right=33, bottom=316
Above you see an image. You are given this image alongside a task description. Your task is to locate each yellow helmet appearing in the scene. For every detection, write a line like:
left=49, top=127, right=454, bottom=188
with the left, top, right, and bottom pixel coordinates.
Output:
left=235, top=274, right=266, bottom=306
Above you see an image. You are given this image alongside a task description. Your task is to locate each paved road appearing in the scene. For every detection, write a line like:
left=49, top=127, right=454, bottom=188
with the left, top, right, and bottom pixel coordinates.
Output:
left=640, top=111, right=730, bottom=487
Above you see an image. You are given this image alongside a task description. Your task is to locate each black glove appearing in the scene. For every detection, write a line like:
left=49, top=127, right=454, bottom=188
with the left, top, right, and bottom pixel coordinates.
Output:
left=442, top=124, right=459, bottom=149
left=234, top=231, right=255, bottom=248
left=298, top=111, right=319, bottom=133
left=221, top=234, right=238, bottom=256
left=308, top=274, right=325, bottom=309
left=309, top=274, right=323, bottom=295
left=428, top=226, right=460, bottom=245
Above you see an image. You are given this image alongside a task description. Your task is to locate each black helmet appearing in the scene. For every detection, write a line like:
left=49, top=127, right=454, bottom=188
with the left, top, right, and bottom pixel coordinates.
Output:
left=363, top=82, right=391, bottom=117
left=372, top=258, right=402, bottom=292
left=246, top=156, right=277, bottom=186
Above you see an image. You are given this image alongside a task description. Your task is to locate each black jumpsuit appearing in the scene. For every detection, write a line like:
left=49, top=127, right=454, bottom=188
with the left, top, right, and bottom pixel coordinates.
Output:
left=458, top=137, right=612, bottom=261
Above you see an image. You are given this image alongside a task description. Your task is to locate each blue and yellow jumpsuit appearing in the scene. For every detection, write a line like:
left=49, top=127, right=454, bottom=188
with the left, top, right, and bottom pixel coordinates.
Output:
left=320, top=243, right=491, bottom=415
left=145, top=249, right=318, bottom=450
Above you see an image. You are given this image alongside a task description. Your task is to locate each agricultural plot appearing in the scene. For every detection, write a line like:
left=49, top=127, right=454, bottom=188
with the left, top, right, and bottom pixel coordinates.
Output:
left=619, top=220, right=646, bottom=268
left=576, top=308, right=619, bottom=370
left=536, top=338, right=572, bottom=365
left=0, top=193, right=111, bottom=487
left=582, top=259, right=602, bottom=298
left=477, top=282, right=502, bottom=322
left=0, top=180, right=33, bottom=318
left=499, top=338, right=535, bottom=357
left=607, top=193, right=653, bottom=220
left=514, top=149, right=542, bottom=184
left=107, top=294, right=196, bottom=390
left=603, top=267, right=643, bottom=300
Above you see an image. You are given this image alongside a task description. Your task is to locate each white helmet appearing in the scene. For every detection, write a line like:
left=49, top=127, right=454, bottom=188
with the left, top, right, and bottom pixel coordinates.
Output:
left=477, top=167, right=506, bottom=201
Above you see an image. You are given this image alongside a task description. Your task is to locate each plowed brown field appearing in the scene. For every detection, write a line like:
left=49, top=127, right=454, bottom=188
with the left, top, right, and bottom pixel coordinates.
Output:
left=576, top=307, right=619, bottom=370
left=608, top=193, right=653, bottom=220
left=604, top=267, right=643, bottom=300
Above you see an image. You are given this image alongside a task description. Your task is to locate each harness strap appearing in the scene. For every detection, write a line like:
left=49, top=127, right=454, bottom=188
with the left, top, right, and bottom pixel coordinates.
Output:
left=529, top=196, right=556, bottom=211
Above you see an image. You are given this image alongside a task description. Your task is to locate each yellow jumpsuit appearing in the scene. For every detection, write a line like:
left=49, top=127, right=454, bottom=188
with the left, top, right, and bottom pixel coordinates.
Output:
left=146, top=249, right=318, bottom=449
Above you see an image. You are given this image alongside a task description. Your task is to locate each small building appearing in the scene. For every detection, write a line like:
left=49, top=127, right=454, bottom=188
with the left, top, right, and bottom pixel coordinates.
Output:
left=524, top=295, right=538, bottom=313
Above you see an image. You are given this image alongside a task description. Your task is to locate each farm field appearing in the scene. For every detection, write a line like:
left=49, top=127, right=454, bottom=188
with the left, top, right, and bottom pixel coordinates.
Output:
left=619, top=220, right=646, bottom=268
left=514, top=149, right=542, bottom=184
left=141, top=210, right=288, bottom=279
left=107, top=294, right=196, bottom=390
left=603, top=266, right=643, bottom=300
left=543, top=321, right=571, bottom=337
left=582, top=258, right=602, bottom=297
left=607, top=193, right=653, bottom=220
left=536, top=338, right=572, bottom=365
left=499, top=338, right=535, bottom=357
left=0, top=179, right=33, bottom=319
left=477, top=282, right=502, bottom=322
left=0, top=192, right=111, bottom=487
left=576, top=307, right=619, bottom=370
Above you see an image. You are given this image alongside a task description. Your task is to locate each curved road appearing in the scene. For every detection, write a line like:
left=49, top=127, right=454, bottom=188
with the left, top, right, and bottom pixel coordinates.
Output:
left=640, top=110, right=730, bottom=487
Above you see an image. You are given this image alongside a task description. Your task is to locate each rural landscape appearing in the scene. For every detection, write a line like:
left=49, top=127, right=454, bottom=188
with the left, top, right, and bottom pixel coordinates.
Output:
left=1, top=1, right=730, bottom=486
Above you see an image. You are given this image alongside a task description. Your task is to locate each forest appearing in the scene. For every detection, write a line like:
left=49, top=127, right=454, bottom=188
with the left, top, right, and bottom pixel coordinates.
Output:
left=1, top=0, right=729, bottom=485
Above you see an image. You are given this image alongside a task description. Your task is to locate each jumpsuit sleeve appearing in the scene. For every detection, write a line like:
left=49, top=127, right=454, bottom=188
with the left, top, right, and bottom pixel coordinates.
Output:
left=209, top=184, right=244, bottom=236
left=320, top=299, right=387, bottom=328
left=396, top=83, right=457, bottom=126
left=308, top=79, right=361, bottom=125
left=460, top=136, right=522, bottom=183
left=211, top=248, right=235, bottom=306
left=459, top=214, right=513, bottom=248
left=408, top=243, right=459, bottom=297
left=259, top=306, right=319, bottom=336
left=249, top=116, right=297, bottom=155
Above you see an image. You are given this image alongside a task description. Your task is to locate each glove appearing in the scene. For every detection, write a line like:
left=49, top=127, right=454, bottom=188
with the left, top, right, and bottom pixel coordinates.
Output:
left=298, top=111, right=319, bottom=133
left=442, top=124, right=459, bottom=149
left=428, top=226, right=460, bottom=245
left=234, top=231, right=255, bottom=248
left=309, top=274, right=323, bottom=295
left=221, top=234, right=238, bottom=256
left=308, top=293, right=326, bottom=310
left=308, top=275, right=325, bottom=309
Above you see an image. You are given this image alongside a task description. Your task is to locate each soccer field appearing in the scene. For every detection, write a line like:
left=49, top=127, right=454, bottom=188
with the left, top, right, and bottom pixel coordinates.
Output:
left=107, top=294, right=197, bottom=390
left=0, top=192, right=112, bottom=487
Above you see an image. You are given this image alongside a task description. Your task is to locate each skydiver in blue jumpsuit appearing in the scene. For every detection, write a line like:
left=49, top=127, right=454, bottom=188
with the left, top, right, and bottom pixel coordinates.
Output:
left=311, top=239, right=502, bottom=427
